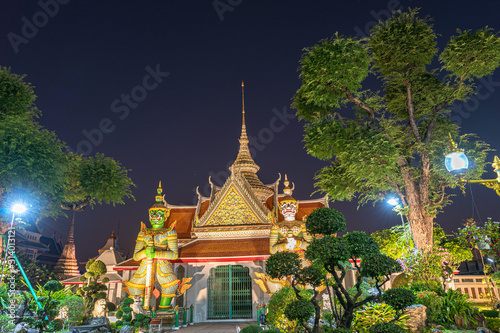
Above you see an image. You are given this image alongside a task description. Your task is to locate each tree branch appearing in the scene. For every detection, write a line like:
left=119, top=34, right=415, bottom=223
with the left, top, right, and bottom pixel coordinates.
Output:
left=431, top=185, right=447, bottom=206
left=345, top=89, right=375, bottom=120
left=405, top=81, right=422, bottom=142
left=60, top=196, right=92, bottom=212
left=385, top=175, right=408, bottom=207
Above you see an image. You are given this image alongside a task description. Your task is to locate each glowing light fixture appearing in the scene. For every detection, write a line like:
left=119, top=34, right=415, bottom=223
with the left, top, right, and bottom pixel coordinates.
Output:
left=12, top=203, right=26, bottom=214
left=446, top=134, right=500, bottom=197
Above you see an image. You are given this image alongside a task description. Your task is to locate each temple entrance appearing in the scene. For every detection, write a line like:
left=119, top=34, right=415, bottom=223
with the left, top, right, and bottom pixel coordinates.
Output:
left=207, top=265, right=253, bottom=319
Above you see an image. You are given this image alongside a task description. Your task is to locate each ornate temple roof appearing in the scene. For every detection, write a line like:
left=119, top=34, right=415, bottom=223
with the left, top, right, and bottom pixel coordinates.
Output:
left=113, top=85, right=329, bottom=268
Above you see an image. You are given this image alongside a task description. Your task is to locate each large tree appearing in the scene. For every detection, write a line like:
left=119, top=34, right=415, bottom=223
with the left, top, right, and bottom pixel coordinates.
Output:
left=0, top=67, right=134, bottom=227
left=293, top=9, right=500, bottom=252
left=0, top=67, right=69, bottom=222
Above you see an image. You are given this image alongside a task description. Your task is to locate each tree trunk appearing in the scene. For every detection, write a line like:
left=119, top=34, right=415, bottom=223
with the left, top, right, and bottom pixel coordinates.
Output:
left=398, top=156, right=434, bottom=253
left=407, top=202, right=434, bottom=253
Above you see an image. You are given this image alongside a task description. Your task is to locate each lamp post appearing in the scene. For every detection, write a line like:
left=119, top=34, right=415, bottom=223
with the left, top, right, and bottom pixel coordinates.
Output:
left=387, top=197, right=411, bottom=249
left=0, top=203, right=26, bottom=285
left=445, top=134, right=500, bottom=196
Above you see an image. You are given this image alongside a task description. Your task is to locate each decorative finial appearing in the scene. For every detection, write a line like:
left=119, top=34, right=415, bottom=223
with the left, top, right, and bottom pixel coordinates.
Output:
left=149, top=181, right=168, bottom=212
left=280, top=174, right=298, bottom=221
left=156, top=181, right=163, bottom=203
left=241, top=81, right=245, bottom=126
left=283, top=174, right=293, bottom=196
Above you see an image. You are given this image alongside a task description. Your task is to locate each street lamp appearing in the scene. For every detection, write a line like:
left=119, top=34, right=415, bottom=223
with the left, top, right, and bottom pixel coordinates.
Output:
left=445, top=134, right=500, bottom=196
left=486, top=257, right=497, bottom=272
left=387, top=197, right=411, bottom=249
left=0, top=203, right=27, bottom=285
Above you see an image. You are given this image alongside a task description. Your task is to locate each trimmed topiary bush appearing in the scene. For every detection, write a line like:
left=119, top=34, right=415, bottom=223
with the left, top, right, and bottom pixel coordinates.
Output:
left=261, top=330, right=281, bottom=333
left=369, top=322, right=406, bottom=333
left=391, top=273, right=411, bottom=288
left=481, top=309, right=500, bottom=318
left=266, top=286, right=300, bottom=332
left=285, top=298, right=315, bottom=326
left=381, top=288, right=416, bottom=318
left=241, top=324, right=263, bottom=333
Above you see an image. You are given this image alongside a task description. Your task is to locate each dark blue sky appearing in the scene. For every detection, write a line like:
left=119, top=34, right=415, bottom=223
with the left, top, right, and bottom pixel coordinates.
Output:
left=2, top=1, right=500, bottom=262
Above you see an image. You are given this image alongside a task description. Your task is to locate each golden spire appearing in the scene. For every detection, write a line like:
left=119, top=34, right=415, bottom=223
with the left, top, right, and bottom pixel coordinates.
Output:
left=242, top=81, right=245, bottom=126
left=230, top=82, right=273, bottom=201
left=240, top=81, right=248, bottom=142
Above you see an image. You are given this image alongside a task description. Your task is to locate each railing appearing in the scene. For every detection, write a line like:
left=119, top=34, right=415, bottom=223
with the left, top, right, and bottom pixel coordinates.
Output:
left=451, top=274, right=500, bottom=302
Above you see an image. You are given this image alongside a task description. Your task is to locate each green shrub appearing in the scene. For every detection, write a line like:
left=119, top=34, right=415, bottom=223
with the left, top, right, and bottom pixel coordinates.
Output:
left=285, top=298, right=314, bottom=325
left=391, top=273, right=411, bottom=288
left=415, top=290, right=443, bottom=323
left=0, top=314, right=15, bottom=333
left=440, top=289, right=478, bottom=328
left=369, top=322, right=406, bottom=333
left=241, top=324, right=263, bottom=333
left=382, top=288, right=416, bottom=317
left=410, top=279, right=443, bottom=295
left=487, top=317, right=500, bottom=331
left=261, top=330, right=281, bottom=333
left=330, top=328, right=353, bottom=333
left=481, top=309, right=500, bottom=318
left=266, top=287, right=300, bottom=332
left=352, top=302, right=409, bottom=333
left=58, top=295, right=85, bottom=323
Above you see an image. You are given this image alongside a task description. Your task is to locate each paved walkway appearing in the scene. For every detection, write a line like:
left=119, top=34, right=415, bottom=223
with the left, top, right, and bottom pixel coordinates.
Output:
left=163, top=321, right=259, bottom=332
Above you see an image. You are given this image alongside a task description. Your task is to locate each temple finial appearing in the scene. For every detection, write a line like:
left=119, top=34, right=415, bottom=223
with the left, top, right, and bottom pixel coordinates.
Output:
left=241, top=81, right=245, bottom=126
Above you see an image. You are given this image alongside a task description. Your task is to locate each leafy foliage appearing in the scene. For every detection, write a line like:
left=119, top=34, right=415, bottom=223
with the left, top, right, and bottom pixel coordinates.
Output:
left=63, top=153, right=135, bottom=209
left=13, top=250, right=60, bottom=289
left=305, top=207, right=346, bottom=236
left=266, top=286, right=301, bottom=332
left=75, top=259, right=108, bottom=317
left=374, top=225, right=472, bottom=287
left=0, top=66, right=135, bottom=224
left=0, top=314, right=15, bottom=333
left=240, top=324, right=263, bottom=333
left=303, top=208, right=402, bottom=329
left=284, top=298, right=315, bottom=326
left=292, top=8, right=500, bottom=252
left=352, top=302, right=409, bottom=333
left=415, top=290, right=443, bottom=323
left=439, top=289, right=479, bottom=328
left=32, top=280, right=64, bottom=333
left=266, top=252, right=325, bottom=333
left=368, top=322, right=406, bottom=333
left=115, top=297, right=134, bottom=328
left=381, top=288, right=416, bottom=319
left=58, top=295, right=86, bottom=324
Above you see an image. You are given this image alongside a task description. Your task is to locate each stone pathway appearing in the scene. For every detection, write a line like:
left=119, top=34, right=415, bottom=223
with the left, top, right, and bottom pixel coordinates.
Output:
left=162, top=321, right=259, bottom=332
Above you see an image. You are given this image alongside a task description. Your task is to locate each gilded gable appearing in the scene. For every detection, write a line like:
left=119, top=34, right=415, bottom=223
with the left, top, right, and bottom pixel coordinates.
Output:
left=205, top=186, right=259, bottom=226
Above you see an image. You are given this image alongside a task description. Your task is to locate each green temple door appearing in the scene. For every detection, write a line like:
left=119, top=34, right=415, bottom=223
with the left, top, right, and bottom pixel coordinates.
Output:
left=207, top=265, right=253, bottom=319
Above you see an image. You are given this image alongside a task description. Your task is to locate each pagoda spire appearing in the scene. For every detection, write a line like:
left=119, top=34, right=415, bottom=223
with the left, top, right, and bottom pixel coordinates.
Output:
left=240, top=81, right=248, bottom=143
left=230, top=82, right=273, bottom=201
left=55, top=211, right=80, bottom=279
left=232, top=81, right=257, bottom=174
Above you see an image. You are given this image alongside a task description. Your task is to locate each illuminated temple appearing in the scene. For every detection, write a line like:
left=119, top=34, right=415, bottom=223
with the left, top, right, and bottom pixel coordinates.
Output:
left=112, top=85, right=328, bottom=322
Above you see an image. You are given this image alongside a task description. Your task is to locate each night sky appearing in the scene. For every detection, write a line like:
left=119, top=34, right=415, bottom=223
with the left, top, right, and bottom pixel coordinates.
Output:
left=2, top=1, right=500, bottom=263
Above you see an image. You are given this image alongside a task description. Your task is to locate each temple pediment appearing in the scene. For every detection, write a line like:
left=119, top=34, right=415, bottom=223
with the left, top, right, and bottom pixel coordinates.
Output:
left=195, top=176, right=271, bottom=229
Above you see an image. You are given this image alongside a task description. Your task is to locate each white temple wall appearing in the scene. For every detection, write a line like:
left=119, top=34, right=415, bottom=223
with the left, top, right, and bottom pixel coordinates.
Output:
left=179, top=260, right=268, bottom=323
